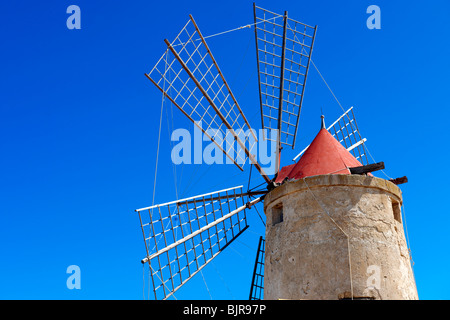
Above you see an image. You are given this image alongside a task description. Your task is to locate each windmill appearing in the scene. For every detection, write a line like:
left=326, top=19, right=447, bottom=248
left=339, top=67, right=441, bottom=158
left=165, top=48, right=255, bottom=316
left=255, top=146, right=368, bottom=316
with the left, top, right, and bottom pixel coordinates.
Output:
left=136, top=3, right=416, bottom=300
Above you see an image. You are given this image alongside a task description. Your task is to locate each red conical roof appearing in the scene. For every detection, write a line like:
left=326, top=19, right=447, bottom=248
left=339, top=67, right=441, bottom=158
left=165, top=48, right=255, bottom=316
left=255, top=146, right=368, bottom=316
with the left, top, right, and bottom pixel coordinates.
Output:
left=275, top=128, right=363, bottom=183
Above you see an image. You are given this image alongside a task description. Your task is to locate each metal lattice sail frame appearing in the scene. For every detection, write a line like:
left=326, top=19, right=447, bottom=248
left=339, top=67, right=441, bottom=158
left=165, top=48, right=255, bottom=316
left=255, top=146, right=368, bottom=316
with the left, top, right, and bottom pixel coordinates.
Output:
left=249, top=236, right=265, bottom=300
left=293, top=106, right=369, bottom=165
left=146, top=15, right=270, bottom=184
left=253, top=4, right=317, bottom=172
left=327, top=107, right=369, bottom=165
left=136, top=185, right=265, bottom=300
left=136, top=186, right=261, bottom=300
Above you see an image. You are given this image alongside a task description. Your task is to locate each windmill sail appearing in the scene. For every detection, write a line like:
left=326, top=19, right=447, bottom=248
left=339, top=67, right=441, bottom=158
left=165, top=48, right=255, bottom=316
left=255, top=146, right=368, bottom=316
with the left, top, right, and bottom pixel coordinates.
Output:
left=136, top=185, right=264, bottom=300
left=327, top=107, right=369, bottom=165
left=293, top=107, right=369, bottom=165
left=249, top=236, right=265, bottom=300
left=146, top=15, right=271, bottom=183
left=253, top=4, right=317, bottom=172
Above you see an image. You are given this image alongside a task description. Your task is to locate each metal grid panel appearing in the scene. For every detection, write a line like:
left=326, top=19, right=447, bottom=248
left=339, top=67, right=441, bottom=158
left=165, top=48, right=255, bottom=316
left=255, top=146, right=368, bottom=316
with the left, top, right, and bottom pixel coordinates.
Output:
left=249, top=236, right=265, bottom=300
left=146, top=18, right=257, bottom=170
left=327, top=107, right=369, bottom=165
left=136, top=186, right=249, bottom=300
left=254, top=5, right=316, bottom=149
left=293, top=107, right=369, bottom=164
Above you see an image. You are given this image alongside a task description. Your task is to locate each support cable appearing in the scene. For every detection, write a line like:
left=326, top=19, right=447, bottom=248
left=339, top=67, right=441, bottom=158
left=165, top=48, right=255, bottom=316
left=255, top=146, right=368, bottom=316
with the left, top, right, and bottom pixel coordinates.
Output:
left=151, top=51, right=168, bottom=215
left=173, top=14, right=283, bottom=47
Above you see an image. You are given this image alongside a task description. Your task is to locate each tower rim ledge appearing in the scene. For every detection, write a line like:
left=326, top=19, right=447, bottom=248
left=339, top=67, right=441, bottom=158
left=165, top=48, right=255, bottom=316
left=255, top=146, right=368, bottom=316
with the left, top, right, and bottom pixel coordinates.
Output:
left=264, top=174, right=402, bottom=210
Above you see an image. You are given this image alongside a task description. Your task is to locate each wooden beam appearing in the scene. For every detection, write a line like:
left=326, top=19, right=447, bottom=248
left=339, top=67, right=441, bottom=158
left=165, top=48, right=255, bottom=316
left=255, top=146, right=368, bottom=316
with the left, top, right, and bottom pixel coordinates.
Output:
left=349, top=161, right=385, bottom=175
left=389, top=176, right=408, bottom=185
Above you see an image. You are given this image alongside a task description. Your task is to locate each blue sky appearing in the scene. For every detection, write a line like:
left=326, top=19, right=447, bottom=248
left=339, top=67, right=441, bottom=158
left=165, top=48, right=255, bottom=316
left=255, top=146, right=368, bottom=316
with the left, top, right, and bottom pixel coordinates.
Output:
left=1, top=0, right=450, bottom=300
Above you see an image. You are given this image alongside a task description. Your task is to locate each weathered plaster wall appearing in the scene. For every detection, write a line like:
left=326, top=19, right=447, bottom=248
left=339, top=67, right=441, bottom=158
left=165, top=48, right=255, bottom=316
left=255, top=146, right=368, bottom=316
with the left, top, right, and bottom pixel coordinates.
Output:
left=263, top=174, right=418, bottom=300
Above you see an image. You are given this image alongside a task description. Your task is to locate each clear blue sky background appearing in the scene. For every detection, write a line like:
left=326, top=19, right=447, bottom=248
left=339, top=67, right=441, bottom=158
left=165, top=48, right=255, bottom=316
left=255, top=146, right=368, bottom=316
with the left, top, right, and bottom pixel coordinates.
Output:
left=1, top=0, right=449, bottom=300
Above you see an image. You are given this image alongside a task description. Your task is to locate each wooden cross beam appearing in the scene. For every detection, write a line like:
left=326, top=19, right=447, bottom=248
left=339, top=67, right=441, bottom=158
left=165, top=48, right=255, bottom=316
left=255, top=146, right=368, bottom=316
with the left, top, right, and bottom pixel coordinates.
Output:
left=389, top=176, right=408, bottom=185
left=349, top=161, right=385, bottom=175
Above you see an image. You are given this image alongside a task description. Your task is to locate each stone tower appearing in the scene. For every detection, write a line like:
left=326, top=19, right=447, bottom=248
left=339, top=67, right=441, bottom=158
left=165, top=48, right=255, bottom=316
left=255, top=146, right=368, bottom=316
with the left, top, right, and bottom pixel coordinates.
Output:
left=263, top=123, right=418, bottom=300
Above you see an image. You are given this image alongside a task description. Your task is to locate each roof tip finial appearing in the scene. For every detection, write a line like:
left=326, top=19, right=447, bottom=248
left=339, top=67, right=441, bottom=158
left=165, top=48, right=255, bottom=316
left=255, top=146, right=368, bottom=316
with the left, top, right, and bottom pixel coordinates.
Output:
left=321, top=114, right=326, bottom=129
